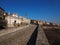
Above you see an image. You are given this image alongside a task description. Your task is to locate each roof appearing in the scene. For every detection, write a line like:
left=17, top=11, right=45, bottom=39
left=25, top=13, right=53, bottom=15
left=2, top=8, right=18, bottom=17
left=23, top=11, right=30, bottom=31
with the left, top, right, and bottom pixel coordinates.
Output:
left=0, top=7, right=5, bottom=11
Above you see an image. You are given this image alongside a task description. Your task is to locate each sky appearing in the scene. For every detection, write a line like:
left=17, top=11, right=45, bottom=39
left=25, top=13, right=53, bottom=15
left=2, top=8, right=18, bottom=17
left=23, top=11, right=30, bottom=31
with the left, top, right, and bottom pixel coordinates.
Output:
left=0, top=0, right=60, bottom=24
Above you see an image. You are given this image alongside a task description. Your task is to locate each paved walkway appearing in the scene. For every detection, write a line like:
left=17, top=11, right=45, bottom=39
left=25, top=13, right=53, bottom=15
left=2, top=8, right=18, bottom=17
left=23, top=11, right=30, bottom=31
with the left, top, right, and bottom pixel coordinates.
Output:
left=0, top=24, right=50, bottom=45
left=36, top=25, right=50, bottom=45
left=0, top=25, right=29, bottom=37
left=26, top=25, right=49, bottom=45
left=0, top=24, right=37, bottom=45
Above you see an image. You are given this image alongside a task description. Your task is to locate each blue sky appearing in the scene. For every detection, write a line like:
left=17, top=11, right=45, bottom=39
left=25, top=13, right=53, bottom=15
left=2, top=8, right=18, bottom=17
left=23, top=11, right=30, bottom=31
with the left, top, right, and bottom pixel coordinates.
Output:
left=0, top=0, right=60, bottom=24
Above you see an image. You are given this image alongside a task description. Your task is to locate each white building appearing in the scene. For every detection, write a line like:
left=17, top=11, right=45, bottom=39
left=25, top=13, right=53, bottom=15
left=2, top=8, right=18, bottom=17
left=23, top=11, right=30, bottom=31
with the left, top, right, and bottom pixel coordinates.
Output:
left=21, top=17, right=30, bottom=24
left=5, top=13, right=21, bottom=27
left=38, top=20, right=45, bottom=25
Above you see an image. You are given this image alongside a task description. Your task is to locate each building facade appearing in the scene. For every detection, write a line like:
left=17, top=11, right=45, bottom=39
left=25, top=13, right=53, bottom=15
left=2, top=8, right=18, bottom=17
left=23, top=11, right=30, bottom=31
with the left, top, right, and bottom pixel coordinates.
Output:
left=20, top=17, right=30, bottom=24
left=5, top=13, right=21, bottom=27
left=0, top=7, right=30, bottom=28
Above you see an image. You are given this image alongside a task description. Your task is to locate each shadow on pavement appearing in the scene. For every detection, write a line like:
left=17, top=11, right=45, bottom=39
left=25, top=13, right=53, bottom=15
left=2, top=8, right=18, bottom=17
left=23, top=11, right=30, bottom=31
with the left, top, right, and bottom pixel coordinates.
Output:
left=27, top=25, right=39, bottom=45
left=0, top=27, right=5, bottom=30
